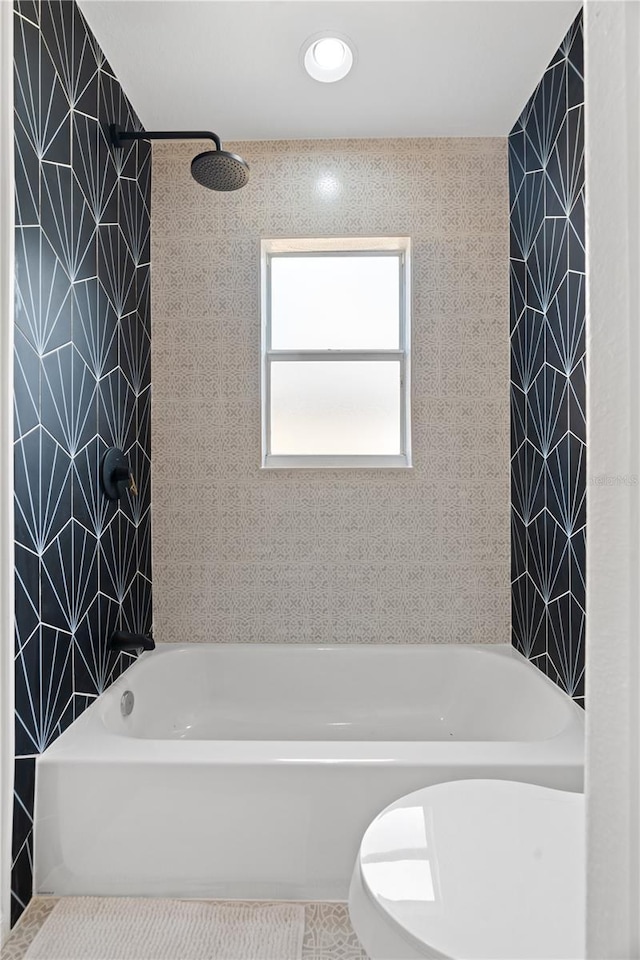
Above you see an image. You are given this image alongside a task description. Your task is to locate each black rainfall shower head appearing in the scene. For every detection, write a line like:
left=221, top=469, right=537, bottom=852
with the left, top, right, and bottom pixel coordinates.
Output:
left=109, top=125, right=250, bottom=191
left=191, top=149, right=249, bottom=191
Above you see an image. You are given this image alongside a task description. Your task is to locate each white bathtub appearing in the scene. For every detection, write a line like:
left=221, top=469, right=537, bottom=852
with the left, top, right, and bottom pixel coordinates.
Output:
left=34, top=643, right=584, bottom=900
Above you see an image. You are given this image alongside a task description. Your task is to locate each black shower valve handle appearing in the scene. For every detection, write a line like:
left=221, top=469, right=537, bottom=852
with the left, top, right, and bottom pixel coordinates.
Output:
left=112, top=463, right=138, bottom=496
left=101, top=447, right=137, bottom=500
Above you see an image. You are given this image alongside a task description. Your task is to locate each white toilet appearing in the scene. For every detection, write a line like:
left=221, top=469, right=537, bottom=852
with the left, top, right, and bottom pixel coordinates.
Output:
left=349, top=779, right=585, bottom=960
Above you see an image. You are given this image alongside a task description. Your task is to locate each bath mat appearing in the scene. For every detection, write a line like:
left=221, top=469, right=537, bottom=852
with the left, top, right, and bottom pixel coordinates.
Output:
left=24, top=897, right=305, bottom=960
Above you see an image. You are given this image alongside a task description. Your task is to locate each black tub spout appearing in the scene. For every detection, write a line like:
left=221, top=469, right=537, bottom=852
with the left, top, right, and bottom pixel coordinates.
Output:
left=109, top=630, right=155, bottom=655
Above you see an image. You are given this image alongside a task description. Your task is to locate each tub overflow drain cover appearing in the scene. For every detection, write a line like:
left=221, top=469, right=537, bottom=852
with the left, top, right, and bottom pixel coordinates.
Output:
left=120, top=690, right=134, bottom=717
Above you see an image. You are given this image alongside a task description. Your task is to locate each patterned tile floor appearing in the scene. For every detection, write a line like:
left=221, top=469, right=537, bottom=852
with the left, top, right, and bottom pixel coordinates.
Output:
left=1, top=898, right=369, bottom=960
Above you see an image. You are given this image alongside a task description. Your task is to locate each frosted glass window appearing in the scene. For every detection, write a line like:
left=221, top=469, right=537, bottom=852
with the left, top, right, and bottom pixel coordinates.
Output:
left=271, top=256, right=400, bottom=349
left=270, top=362, right=401, bottom=456
left=261, top=238, right=411, bottom=468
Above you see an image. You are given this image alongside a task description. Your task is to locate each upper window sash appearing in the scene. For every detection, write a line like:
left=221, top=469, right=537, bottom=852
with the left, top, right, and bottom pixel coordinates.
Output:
left=266, top=249, right=405, bottom=353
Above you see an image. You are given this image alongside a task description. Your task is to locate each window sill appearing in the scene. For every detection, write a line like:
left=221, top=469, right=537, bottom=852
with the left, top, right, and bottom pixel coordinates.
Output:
left=262, top=454, right=412, bottom=469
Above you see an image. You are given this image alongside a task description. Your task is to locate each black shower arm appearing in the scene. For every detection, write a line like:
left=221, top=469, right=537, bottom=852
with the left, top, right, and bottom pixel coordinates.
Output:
left=109, top=125, right=221, bottom=151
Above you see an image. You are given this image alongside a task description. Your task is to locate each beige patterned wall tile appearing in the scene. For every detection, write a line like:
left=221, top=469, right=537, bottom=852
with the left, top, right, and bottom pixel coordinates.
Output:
left=152, top=320, right=223, bottom=403
left=411, top=399, right=509, bottom=480
left=151, top=138, right=510, bottom=645
left=152, top=559, right=509, bottom=645
left=152, top=239, right=259, bottom=317
left=152, top=399, right=261, bottom=482
left=152, top=478, right=509, bottom=572
left=152, top=562, right=237, bottom=642
left=439, top=318, right=510, bottom=399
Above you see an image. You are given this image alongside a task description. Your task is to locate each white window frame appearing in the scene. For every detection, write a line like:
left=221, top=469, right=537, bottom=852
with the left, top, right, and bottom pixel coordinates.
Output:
left=261, top=237, right=412, bottom=469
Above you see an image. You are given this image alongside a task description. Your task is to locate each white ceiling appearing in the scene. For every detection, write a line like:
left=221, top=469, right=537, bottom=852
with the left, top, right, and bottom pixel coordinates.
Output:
left=79, top=0, right=582, bottom=141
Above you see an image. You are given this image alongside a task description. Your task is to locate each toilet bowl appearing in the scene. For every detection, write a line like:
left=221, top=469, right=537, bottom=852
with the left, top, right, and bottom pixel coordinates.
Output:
left=349, top=779, right=585, bottom=960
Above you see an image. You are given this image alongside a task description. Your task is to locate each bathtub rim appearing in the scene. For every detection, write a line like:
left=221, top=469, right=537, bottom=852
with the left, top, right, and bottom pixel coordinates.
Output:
left=36, top=643, right=585, bottom=767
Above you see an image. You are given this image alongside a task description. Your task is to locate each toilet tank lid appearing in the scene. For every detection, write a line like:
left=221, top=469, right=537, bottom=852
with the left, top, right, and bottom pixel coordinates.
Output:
left=358, top=778, right=585, bottom=960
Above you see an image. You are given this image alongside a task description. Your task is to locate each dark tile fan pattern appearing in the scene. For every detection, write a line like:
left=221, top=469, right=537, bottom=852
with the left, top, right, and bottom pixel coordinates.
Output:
left=509, top=12, right=585, bottom=704
left=12, top=0, right=152, bottom=924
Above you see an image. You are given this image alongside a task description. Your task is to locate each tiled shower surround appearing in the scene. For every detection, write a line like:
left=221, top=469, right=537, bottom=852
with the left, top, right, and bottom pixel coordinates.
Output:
left=12, top=0, right=152, bottom=923
left=152, top=138, right=510, bottom=645
left=509, top=13, right=585, bottom=703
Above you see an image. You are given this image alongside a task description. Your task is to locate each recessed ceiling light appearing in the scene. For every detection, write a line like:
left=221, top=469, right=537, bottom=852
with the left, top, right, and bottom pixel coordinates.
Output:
left=303, top=34, right=354, bottom=84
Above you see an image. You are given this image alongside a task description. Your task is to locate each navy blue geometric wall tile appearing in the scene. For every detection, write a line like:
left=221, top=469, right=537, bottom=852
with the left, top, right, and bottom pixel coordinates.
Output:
left=568, top=189, right=585, bottom=273
left=511, top=307, right=545, bottom=393
left=14, top=545, right=40, bottom=645
left=10, top=758, right=35, bottom=926
left=138, top=510, right=153, bottom=584
left=12, top=0, right=152, bottom=923
left=13, top=326, right=40, bottom=438
left=40, top=0, right=97, bottom=110
left=73, top=116, right=118, bottom=223
left=511, top=512, right=527, bottom=583
left=512, top=572, right=546, bottom=660
left=569, top=527, right=586, bottom=610
left=509, top=11, right=584, bottom=705
left=39, top=29, right=71, bottom=165
left=73, top=592, right=123, bottom=696
left=14, top=118, right=39, bottom=227
left=14, top=624, right=74, bottom=756
left=73, top=436, right=118, bottom=537
left=511, top=439, right=545, bottom=526
left=568, top=359, right=586, bottom=442
left=510, top=384, right=526, bottom=457
left=73, top=279, right=119, bottom=380
left=41, top=163, right=96, bottom=282
left=40, top=345, right=97, bottom=455
left=14, top=228, right=73, bottom=355
left=509, top=259, right=526, bottom=334
left=136, top=263, right=151, bottom=332
left=14, top=426, right=73, bottom=553
left=15, top=0, right=39, bottom=24
left=545, top=271, right=585, bottom=375
left=12, top=760, right=35, bottom=866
